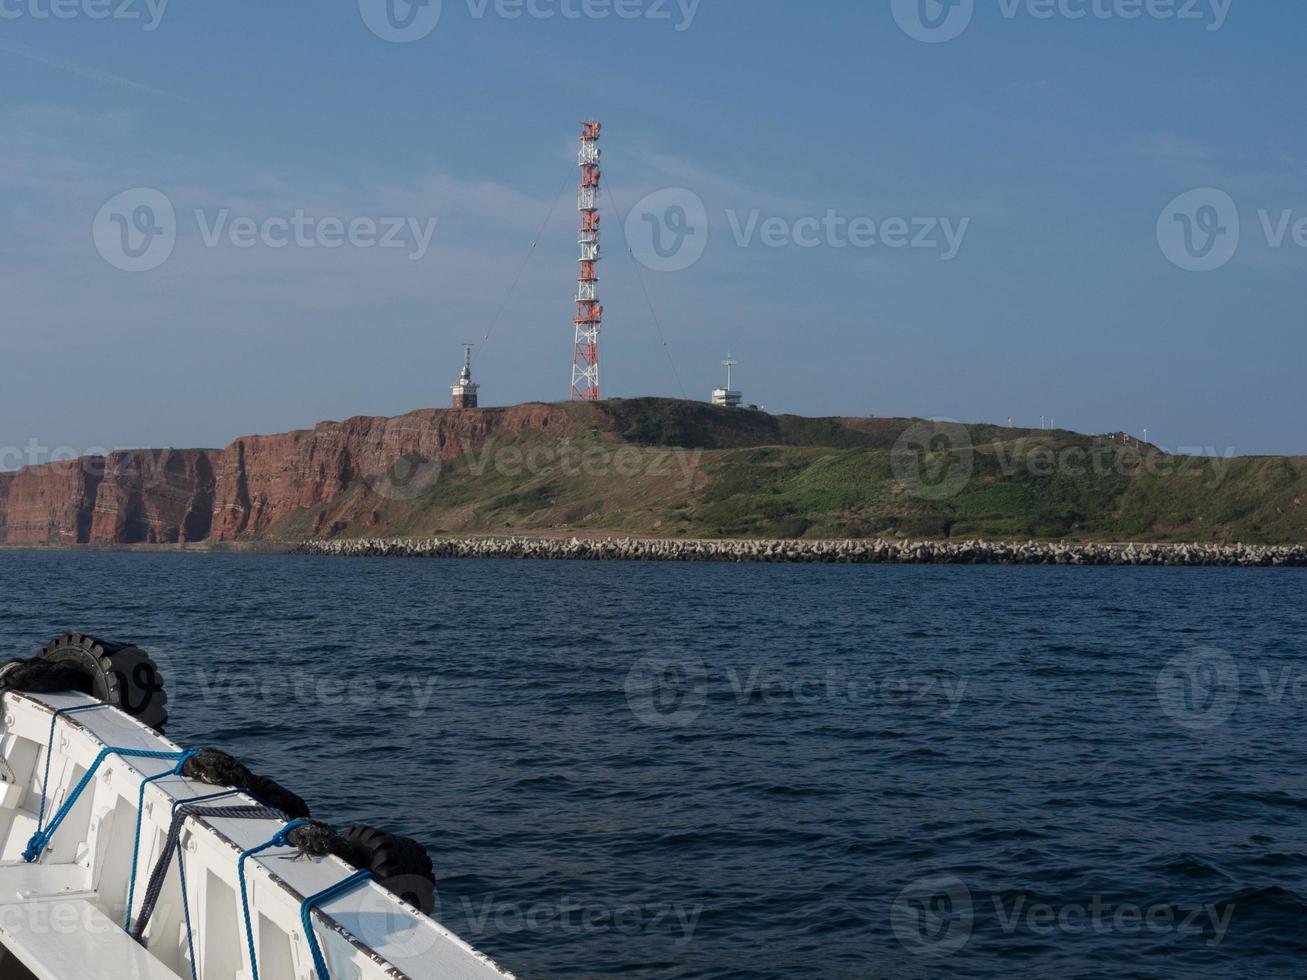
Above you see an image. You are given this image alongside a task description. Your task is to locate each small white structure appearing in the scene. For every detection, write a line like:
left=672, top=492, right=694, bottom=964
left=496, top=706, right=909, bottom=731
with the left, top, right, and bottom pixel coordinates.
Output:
left=711, top=353, right=742, bottom=408
left=451, top=343, right=479, bottom=409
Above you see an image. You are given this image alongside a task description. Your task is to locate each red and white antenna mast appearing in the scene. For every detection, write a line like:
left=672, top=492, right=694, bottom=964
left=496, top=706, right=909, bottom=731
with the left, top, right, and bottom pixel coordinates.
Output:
left=571, top=120, right=603, bottom=400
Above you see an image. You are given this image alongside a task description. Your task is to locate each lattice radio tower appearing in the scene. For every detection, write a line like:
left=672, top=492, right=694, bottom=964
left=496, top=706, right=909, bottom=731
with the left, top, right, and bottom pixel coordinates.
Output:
left=571, top=121, right=603, bottom=400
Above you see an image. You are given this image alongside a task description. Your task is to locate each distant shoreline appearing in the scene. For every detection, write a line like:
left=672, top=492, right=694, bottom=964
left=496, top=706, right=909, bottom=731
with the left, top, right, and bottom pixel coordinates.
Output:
left=0, top=542, right=289, bottom=554
left=292, top=537, right=1307, bottom=567
left=5, top=536, right=1306, bottom=566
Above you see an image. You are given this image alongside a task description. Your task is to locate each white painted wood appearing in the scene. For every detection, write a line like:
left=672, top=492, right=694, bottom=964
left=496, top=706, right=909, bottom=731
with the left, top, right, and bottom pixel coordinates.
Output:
left=0, top=692, right=515, bottom=979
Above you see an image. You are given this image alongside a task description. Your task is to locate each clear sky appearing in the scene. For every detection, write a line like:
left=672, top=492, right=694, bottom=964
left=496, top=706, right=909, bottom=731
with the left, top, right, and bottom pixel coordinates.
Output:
left=1, top=0, right=1303, bottom=464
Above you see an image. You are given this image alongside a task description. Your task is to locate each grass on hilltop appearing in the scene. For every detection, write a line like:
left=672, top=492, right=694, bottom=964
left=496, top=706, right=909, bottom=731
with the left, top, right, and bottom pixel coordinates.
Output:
left=265, top=399, right=1307, bottom=545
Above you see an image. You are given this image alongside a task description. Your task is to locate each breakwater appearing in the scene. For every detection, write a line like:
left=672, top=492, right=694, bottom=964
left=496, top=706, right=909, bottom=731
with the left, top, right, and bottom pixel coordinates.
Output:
left=295, top=537, right=1307, bottom=566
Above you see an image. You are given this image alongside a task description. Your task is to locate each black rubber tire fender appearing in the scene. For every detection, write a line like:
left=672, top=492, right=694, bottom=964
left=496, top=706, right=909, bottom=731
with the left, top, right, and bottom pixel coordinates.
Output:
left=242, top=771, right=311, bottom=820
left=341, top=825, right=437, bottom=915
left=36, top=633, right=168, bottom=733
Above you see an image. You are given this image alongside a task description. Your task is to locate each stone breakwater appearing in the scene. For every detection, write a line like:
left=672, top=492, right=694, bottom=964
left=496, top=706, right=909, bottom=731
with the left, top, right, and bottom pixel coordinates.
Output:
left=295, top=537, right=1307, bottom=567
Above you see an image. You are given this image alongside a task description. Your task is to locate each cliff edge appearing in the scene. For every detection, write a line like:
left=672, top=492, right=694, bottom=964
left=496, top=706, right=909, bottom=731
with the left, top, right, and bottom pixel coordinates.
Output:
left=2, top=399, right=1304, bottom=547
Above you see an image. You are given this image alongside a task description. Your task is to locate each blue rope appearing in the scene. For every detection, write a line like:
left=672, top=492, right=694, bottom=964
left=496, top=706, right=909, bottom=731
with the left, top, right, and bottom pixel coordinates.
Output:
left=238, top=819, right=313, bottom=980
left=23, top=745, right=193, bottom=863
left=34, top=704, right=110, bottom=832
left=123, top=748, right=201, bottom=931
left=300, top=869, right=374, bottom=980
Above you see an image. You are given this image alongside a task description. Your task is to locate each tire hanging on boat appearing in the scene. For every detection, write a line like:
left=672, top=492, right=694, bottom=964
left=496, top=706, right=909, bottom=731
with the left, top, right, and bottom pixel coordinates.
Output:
left=0, top=633, right=168, bottom=733
left=181, top=748, right=312, bottom=819
left=341, top=825, right=438, bottom=914
left=1, top=632, right=440, bottom=917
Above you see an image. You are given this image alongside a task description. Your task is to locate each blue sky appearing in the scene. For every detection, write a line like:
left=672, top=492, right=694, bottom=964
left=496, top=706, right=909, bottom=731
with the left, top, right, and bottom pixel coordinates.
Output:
left=1, top=0, right=1304, bottom=462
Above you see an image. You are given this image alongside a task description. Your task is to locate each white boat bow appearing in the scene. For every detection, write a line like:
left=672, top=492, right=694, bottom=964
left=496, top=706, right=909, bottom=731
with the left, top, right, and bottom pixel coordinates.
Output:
left=0, top=690, right=514, bottom=980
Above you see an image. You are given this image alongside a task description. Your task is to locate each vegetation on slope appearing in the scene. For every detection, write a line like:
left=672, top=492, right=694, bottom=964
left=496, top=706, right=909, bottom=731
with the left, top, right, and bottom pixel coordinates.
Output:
left=269, top=399, right=1307, bottom=545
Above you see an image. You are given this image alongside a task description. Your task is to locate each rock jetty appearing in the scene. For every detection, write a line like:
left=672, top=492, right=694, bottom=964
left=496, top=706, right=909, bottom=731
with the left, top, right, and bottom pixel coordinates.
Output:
left=294, top=537, right=1307, bottom=567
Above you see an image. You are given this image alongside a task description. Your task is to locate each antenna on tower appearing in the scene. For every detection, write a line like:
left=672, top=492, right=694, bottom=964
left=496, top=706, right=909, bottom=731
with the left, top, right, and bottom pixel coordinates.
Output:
left=571, top=120, right=603, bottom=401
left=451, top=342, right=479, bottom=409
left=712, top=352, right=743, bottom=408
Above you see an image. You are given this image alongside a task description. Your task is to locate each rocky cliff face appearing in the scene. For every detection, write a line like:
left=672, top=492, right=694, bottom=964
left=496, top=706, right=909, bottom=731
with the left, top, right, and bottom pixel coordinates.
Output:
left=3, top=457, right=104, bottom=545
left=88, top=450, right=216, bottom=545
left=0, top=472, right=12, bottom=539
left=1, top=451, right=215, bottom=546
left=0, top=404, right=575, bottom=546
left=209, top=404, right=571, bottom=540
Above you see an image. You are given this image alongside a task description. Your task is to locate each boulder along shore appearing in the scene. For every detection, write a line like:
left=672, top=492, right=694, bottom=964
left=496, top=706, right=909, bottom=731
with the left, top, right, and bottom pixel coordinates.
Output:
left=295, top=537, right=1307, bottom=567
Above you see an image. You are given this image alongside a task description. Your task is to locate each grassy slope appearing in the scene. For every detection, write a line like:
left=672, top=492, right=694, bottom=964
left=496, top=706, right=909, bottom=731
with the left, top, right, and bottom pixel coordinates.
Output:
left=266, top=398, right=1307, bottom=545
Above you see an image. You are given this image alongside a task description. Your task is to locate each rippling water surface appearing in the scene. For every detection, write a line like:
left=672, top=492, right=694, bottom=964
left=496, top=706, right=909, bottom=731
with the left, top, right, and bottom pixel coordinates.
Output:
left=2, top=551, right=1305, bottom=978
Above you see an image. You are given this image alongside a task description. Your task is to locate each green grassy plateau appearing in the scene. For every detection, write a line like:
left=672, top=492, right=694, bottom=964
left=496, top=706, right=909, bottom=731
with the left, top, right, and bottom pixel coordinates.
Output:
left=279, top=398, right=1307, bottom=545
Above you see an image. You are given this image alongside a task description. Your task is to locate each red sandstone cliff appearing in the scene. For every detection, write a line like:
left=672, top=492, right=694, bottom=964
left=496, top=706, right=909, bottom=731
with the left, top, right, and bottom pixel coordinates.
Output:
left=0, top=472, right=12, bottom=540
left=3, top=457, right=104, bottom=545
left=88, top=450, right=216, bottom=545
left=1, top=451, right=215, bottom=546
left=210, top=404, right=571, bottom=540
left=0, top=405, right=574, bottom=546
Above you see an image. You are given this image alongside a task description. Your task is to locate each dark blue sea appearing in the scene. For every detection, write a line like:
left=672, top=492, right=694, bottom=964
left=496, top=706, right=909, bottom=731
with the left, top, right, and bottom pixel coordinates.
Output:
left=2, top=550, right=1305, bottom=979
